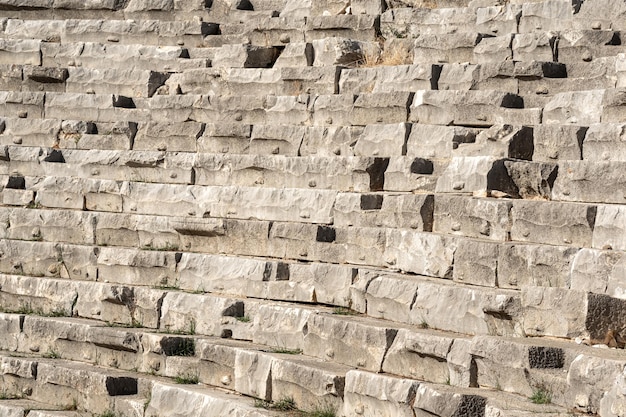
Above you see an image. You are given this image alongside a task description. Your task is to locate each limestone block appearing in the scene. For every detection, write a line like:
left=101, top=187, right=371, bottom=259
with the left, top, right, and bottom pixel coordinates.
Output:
left=592, top=205, right=626, bottom=251
left=0, top=274, right=77, bottom=315
left=0, top=313, right=21, bottom=351
left=270, top=356, right=346, bottom=413
left=456, top=125, right=534, bottom=160
left=133, top=121, right=203, bottom=152
left=498, top=243, right=577, bottom=289
left=311, top=37, right=366, bottom=67
left=413, top=384, right=486, bottom=417
left=510, top=200, right=596, bottom=247
left=208, top=186, right=336, bottom=224
left=8, top=208, right=95, bottom=245
left=304, top=314, right=396, bottom=371
left=558, top=30, right=620, bottom=64
left=599, top=88, right=626, bottom=123
left=354, top=123, right=409, bottom=157
left=519, top=0, right=574, bottom=33
left=264, top=94, right=310, bottom=126
left=97, top=247, right=178, bottom=287
left=533, top=124, right=585, bottom=161
left=29, top=176, right=95, bottom=210
left=197, top=123, right=252, bottom=154
left=434, top=195, right=511, bottom=241
left=160, top=292, right=243, bottom=337
left=452, top=239, right=498, bottom=287
left=305, top=16, right=378, bottom=42
left=335, top=226, right=387, bottom=267
left=125, top=0, right=174, bottom=11
left=194, top=154, right=376, bottom=192
left=437, top=63, right=481, bottom=91
left=234, top=350, right=273, bottom=400
left=66, top=68, right=168, bottom=98
left=95, top=211, right=186, bottom=248
left=64, top=121, right=134, bottom=151
left=0, top=64, right=23, bottom=92
left=343, top=371, right=419, bottom=417
left=447, top=339, right=473, bottom=388
left=521, top=287, right=587, bottom=338
left=0, top=39, right=41, bottom=66
left=413, top=33, right=482, bottom=64
left=473, top=35, right=513, bottom=64
left=566, top=354, right=625, bottom=415
left=543, top=90, right=604, bottom=124
left=249, top=124, right=305, bottom=156
left=310, top=93, right=354, bottom=126
left=252, top=304, right=312, bottom=350
left=44, top=92, right=140, bottom=123
left=382, top=328, right=455, bottom=383
left=504, top=160, right=558, bottom=200
left=144, top=94, right=196, bottom=124
left=380, top=7, right=475, bottom=38
left=350, top=92, right=412, bottom=125
left=512, top=32, right=556, bottom=62
left=145, top=382, right=268, bottom=417
left=570, top=249, right=625, bottom=296
left=273, top=43, right=313, bottom=68
left=410, top=280, right=522, bottom=336
left=177, top=253, right=268, bottom=295
left=279, top=67, right=338, bottom=96
left=350, top=270, right=418, bottom=322
left=0, top=91, right=45, bottom=119
left=583, top=123, right=626, bottom=162
left=476, top=4, right=522, bottom=35
left=334, top=192, right=434, bottom=230
left=552, top=161, right=626, bottom=204
left=435, top=156, right=514, bottom=195
left=339, top=65, right=431, bottom=94
left=406, top=125, right=478, bottom=159
left=2, top=188, right=33, bottom=206
left=385, top=230, right=455, bottom=278
left=600, top=366, right=626, bottom=417
left=281, top=262, right=354, bottom=307
left=410, top=90, right=525, bottom=127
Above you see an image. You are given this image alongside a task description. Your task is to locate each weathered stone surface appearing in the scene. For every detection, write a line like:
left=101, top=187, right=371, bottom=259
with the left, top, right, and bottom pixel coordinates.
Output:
left=413, top=384, right=486, bottom=417
left=585, top=293, right=626, bottom=340
left=456, top=124, right=534, bottom=160
left=385, top=230, right=455, bottom=278
left=334, top=192, right=433, bottom=230
left=354, top=123, right=409, bottom=157
left=434, top=195, right=511, bottom=241
left=406, top=124, right=478, bottom=159
left=522, top=287, right=587, bottom=338
left=570, top=248, right=625, bottom=296
left=339, top=65, right=432, bottom=94
left=435, top=156, right=517, bottom=196
left=533, top=124, right=585, bottom=161
left=567, top=354, right=625, bottom=415
left=383, top=328, right=455, bottom=384
left=343, top=371, right=418, bottom=417
left=504, top=160, right=558, bottom=200
left=583, top=123, right=626, bottom=162
left=252, top=304, right=312, bottom=351
left=303, top=314, right=396, bottom=372
left=311, top=37, right=369, bottom=67
left=553, top=161, right=626, bottom=204
left=498, top=243, right=577, bottom=289
left=453, top=239, right=498, bottom=287
left=413, top=32, right=481, bottom=64
left=543, top=90, right=604, bottom=125
left=473, top=35, right=513, bottom=64
left=234, top=350, right=272, bottom=400
left=350, top=270, right=418, bottom=322
left=384, top=156, right=440, bottom=193
left=512, top=32, right=555, bottom=62
left=410, top=280, right=522, bottom=337
left=592, top=204, right=626, bottom=251
left=510, top=200, right=596, bottom=247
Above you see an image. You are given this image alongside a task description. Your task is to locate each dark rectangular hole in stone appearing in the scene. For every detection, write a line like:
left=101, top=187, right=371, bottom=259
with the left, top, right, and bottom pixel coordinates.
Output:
left=105, top=376, right=138, bottom=396
left=276, top=262, right=290, bottom=281
left=360, top=194, right=383, bottom=210
left=528, top=346, right=564, bottom=369
left=6, top=176, right=25, bottom=189
left=316, top=226, right=336, bottom=243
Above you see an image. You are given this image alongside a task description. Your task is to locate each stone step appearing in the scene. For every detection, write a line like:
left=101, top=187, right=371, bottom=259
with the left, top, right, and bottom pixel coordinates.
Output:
left=0, top=399, right=67, bottom=417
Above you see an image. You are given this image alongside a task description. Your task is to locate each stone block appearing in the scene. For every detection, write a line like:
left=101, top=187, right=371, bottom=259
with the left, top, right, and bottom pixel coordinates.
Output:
left=592, top=204, right=626, bottom=251
left=385, top=230, right=455, bottom=278
left=382, top=156, right=440, bottom=192
left=382, top=328, right=455, bottom=383
left=252, top=304, right=312, bottom=351
left=334, top=192, right=433, bottom=230
left=475, top=4, right=522, bottom=35
left=413, top=33, right=482, bottom=64
left=434, top=195, right=512, bottom=241
left=456, top=125, right=534, bottom=160
left=522, top=287, right=587, bottom=338
left=570, top=248, right=625, bottom=296
left=504, top=160, right=558, bottom=200
left=350, top=92, right=413, bottom=125
left=518, top=0, right=574, bottom=33
left=343, top=371, right=419, bottom=417
left=498, top=243, right=578, bottom=289
left=543, top=89, right=604, bottom=125
left=196, top=123, right=252, bottom=154
left=533, top=124, right=585, bottom=161
left=249, top=124, right=305, bottom=156
left=435, top=157, right=517, bottom=196
left=583, top=123, right=626, bottom=162
left=453, top=239, right=498, bottom=287
left=354, top=123, right=409, bottom=157
left=512, top=32, right=556, bottom=62
left=0, top=39, right=41, bottom=66
left=473, top=34, right=513, bottom=64
left=552, top=161, right=626, bottom=204
left=303, top=314, right=397, bottom=372
left=510, top=200, right=596, bottom=247
left=406, top=124, right=478, bottom=159
left=133, top=121, right=203, bottom=152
